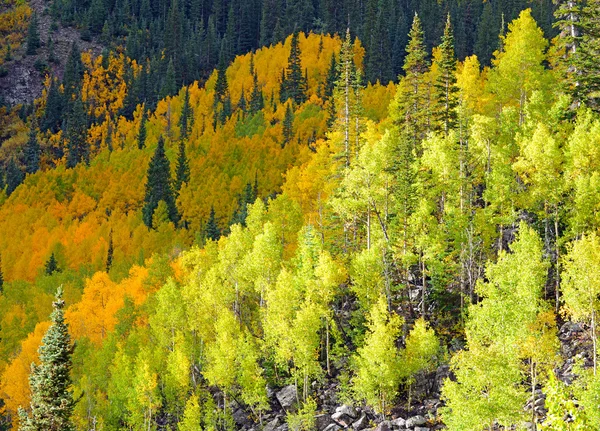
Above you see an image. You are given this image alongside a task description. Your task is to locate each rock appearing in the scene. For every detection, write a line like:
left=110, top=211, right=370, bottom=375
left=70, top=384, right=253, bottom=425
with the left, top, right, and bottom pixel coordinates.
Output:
left=315, top=414, right=334, bottom=430
left=323, top=424, right=342, bottom=431
left=275, top=425, right=289, bottom=431
left=336, top=404, right=358, bottom=419
left=374, top=420, right=390, bottom=431
left=352, top=414, right=368, bottom=430
left=233, top=408, right=253, bottom=428
left=414, top=428, right=430, bottom=431
left=405, top=416, right=426, bottom=428
left=276, top=385, right=298, bottom=410
left=264, top=417, right=280, bottom=431
left=389, top=417, right=405, bottom=429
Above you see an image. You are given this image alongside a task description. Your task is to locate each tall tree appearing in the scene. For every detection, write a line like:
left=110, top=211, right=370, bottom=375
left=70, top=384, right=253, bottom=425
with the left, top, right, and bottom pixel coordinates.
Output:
left=41, top=78, right=64, bottom=133
left=24, top=120, right=41, bottom=174
left=179, top=86, right=192, bottom=139
left=26, top=13, right=41, bottom=55
left=106, top=230, right=114, bottom=273
left=63, top=42, right=83, bottom=98
left=432, top=14, right=459, bottom=135
left=280, top=32, right=307, bottom=104
left=142, top=136, right=179, bottom=228
left=0, top=254, right=4, bottom=294
left=65, top=96, right=89, bottom=168
left=45, top=252, right=60, bottom=275
left=174, top=139, right=190, bottom=193
left=18, top=286, right=76, bottom=431
left=138, top=108, right=147, bottom=149
left=5, top=158, right=24, bottom=196
left=390, top=13, right=430, bottom=150
left=282, top=102, right=294, bottom=147
left=204, top=206, right=221, bottom=241
left=249, top=71, right=264, bottom=114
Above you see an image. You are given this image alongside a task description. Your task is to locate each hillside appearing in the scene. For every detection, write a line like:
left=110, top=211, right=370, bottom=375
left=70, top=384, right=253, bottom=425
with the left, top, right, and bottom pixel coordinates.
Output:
left=3, top=2, right=600, bottom=431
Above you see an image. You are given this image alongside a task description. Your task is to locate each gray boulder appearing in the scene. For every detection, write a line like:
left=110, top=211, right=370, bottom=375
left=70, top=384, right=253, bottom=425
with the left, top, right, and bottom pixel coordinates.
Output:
left=276, top=385, right=298, bottom=410
left=405, top=416, right=426, bottom=428
left=390, top=417, right=405, bottom=429
left=264, top=417, right=280, bottom=431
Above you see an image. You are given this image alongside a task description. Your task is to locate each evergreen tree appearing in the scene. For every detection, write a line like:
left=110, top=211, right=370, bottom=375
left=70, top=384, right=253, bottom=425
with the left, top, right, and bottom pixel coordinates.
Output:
left=26, top=13, right=41, bottom=55
left=230, top=182, right=256, bottom=227
left=214, top=57, right=229, bottom=108
left=175, top=139, right=190, bottom=192
left=5, top=158, right=24, bottom=196
left=45, top=253, right=59, bottom=275
left=65, top=96, right=89, bottom=168
left=18, top=287, right=75, bottom=431
left=42, top=78, right=64, bottom=133
left=249, top=71, right=264, bottom=114
left=204, top=206, right=221, bottom=241
left=105, top=119, right=113, bottom=152
left=160, top=59, right=177, bottom=99
left=179, top=87, right=192, bottom=139
left=282, top=102, right=294, bottom=147
left=24, top=120, right=41, bottom=174
left=238, top=86, right=247, bottom=112
left=63, top=42, right=83, bottom=98
left=106, top=230, right=113, bottom=273
left=138, top=108, right=147, bottom=149
left=142, top=136, right=180, bottom=228
left=324, top=53, right=338, bottom=103
left=280, top=32, right=307, bottom=104
left=432, top=14, right=459, bottom=134
left=0, top=254, right=4, bottom=294
left=391, top=13, right=430, bottom=150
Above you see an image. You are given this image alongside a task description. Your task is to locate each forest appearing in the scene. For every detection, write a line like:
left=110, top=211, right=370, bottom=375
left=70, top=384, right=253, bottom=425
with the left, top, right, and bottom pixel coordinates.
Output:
left=2, top=0, right=600, bottom=430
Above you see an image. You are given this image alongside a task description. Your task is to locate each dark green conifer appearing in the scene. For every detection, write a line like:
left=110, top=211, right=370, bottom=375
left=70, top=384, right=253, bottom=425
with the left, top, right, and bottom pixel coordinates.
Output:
left=42, top=78, right=64, bottom=133
left=24, top=120, right=41, bottom=174
left=179, top=87, right=192, bottom=139
left=282, top=102, right=294, bottom=147
left=280, top=32, right=307, bottom=104
left=238, top=86, right=247, bottom=112
left=45, top=253, right=59, bottom=275
left=214, top=57, right=229, bottom=108
left=26, top=13, right=41, bottom=55
left=6, top=158, right=24, bottom=196
left=160, top=59, right=177, bottom=99
left=249, top=71, right=264, bottom=114
left=0, top=254, right=3, bottom=294
left=18, top=286, right=75, bottom=431
left=204, top=206, right=221, bottom=241
left=106, top=230, right=113, bottom=273
left=63, top=42, right=83, bottom=98
left=174, top=139, right=190, bottom=192
left=138, top=109, right=147, bottom=149
left=142, top=136, right=180, bottom=228
left=433, top=14, right=459, bottom=134
left=65, top=96, right=89, bottom=168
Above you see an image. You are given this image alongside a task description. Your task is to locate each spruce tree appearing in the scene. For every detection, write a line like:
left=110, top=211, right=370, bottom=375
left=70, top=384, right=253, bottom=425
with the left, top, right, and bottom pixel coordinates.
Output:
left=65, top=96, right=89, bottom=168
left=63, top=42, right=83, bottom=98
left=391, top=13, right=430, bottom=151
left=24, top=121, right=41, bottom=174
left=238, top=86, right=247, bottom=112
left=204, top=206, right=220, bottom=241
left=179, top=87, right=192, bottom=139
left=142, top=136, right=180, bottom=228
left=5, top=158, right=24, bottom=196
left=214, top=57, right=229, bottom=108
left=324, top=53, right=338, bottom=103
left=138, top=109, right=147, bottom=149
left=249, top=71, right=264, bottom=114
left=18, top=286, right=75, bottom=431
left=26, top=13, right=41, bottom=55
left=432, top=14, right=459, bottom=135
left=0, top=254, right=4, bottom=294
left=282, top=102, right=294, bottom=147
left=174, top=139, right=190, bottom=192
left=280, top=32, right=307, bottom=105
left=45, top=253, right=59, bottom=275
left=106, top=230, right=113, bottom=273
left=42, top=78, right=64, bottom=133
left=160, top=59, right=177, bottom=99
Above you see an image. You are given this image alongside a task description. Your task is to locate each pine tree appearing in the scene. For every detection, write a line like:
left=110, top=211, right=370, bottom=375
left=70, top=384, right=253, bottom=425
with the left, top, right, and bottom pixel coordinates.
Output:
left=138, top=108, right=147, bottom=149
left=282, top=102, right=294, bottom=147
left=204, top=206, right=221, bottom=241
left=65, top=96, right=89, bottom=168
left=142, top=136, right=180, bottom=228
left=42, top=78, right=64, bottom=133
left=324, top=53, right=338, bottom=103
left=5, top=158, right=24, bottom=196
left=249, top=71, right=264, bottom=114
left=391, top=13, right=430, bottom=150
left=174, top=139, right=190, bottom=192
left=179, top=87, right=192, bottom=139
left=45, top=252, right=59, bottom=275
left=18, top=286, right=75, bottom=431
left=106, top=230, right=113, bottom=273
left=24, top=120, right=41, bottom=174
left=238, top=86, right=247, bottom=112
left=160, top=59, right=177, bottom=99
left=432, top=14, right=459, bottom=135
left=63, top=42, right=83, bottom=98
left=214, top=57, right=229, bottom=108
left=0, top=254, right=4, bottom=294
left=26, top=13, right=41, bottom=55
left=280, top=32, right=307, bottom=104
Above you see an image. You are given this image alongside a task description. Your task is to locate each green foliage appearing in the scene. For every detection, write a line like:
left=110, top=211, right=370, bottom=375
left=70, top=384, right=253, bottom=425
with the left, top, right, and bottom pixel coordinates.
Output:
left=26, top=13, right=41, bottom=56
left=286, top=397, right=316, bottom=431
left=18, top=287, right=76, bottom=431
left=280, top=32, right=307, bottom=105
